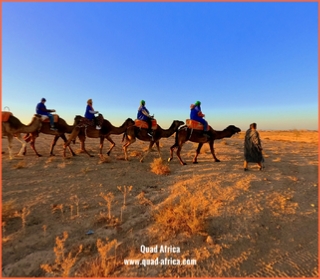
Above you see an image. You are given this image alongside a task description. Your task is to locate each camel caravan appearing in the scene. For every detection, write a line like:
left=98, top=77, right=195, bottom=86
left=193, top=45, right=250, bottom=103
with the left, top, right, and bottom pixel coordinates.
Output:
left=2, top=99, right=241, bottom=165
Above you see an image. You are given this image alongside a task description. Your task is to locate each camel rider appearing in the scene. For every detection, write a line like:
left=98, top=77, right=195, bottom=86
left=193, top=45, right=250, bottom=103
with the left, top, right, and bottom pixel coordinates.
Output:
left=84, top=99, right=101, bottom=130
left=137, top=100, right=154, bottom=137
left=36, top=98, right=57, bottom=131
left=190, top=101, right=210, bottom=137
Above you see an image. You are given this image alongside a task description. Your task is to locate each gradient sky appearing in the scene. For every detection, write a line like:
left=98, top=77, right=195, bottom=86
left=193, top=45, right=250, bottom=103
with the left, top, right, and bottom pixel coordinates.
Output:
left=2, top=2, right=318, bottom=130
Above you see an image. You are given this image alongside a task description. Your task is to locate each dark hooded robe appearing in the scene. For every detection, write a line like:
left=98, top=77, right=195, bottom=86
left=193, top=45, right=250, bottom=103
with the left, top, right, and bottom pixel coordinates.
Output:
left=244, top=129, right=264, bottom=163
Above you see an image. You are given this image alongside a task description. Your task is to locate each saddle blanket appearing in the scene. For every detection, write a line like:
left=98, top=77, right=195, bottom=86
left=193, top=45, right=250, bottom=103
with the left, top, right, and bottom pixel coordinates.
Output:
left=2, top=112, right=13, bottom=122
left=76, top=117, right=95, bottom=128
left=186, top=119, right=210, bottom=131
left=135, top=119, right=157, bottom=130
left=42, top=114, right=59, bottom=123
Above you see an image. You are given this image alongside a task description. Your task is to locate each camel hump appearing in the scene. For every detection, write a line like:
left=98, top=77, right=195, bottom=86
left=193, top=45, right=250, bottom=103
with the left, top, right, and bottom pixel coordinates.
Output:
left=186, top=119, right=210, bottom=131
left=2, top=111, right=13, bottom=122
left=135, top=119, right=157, bottom=130
left=42, top=114, right=59, bottom=123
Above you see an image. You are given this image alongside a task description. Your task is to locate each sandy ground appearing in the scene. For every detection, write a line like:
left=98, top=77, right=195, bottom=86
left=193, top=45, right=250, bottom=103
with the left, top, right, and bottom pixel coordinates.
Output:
left=1, top=129, right=318, bottom=277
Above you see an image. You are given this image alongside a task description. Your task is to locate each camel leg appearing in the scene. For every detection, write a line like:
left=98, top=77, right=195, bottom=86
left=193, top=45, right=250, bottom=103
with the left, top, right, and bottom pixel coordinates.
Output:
left=105, top=136, right=115, bottom=156
left=81, top=138, right=94, bottom=157
left=63, top=131, right=79, bottom=157
left=15, top=134, right=27, bottom=156
left=79, top=140, right=85, bottom=152
left=193, top=143, right=203, bottom=164
left=123, top=138, right=136, bottom=161
left=99, top=136, right=105, bottom=158
left=50, top=135, right=60, bottom=156
left=29, top=137, right=42, bottom=157
left=176, top=144, right=187, bottom=165
left=7, top=135, right=13, bottom=160
left=140, top=141, right=155, bottom=163
left=22, top=133, right=32, bottom=155
left=168, top=142, right=179, bottom=162
left=60, top=134, right=76, bottom=156
left=209, top=140, right=220, bottom=162
left=155, top=141, right=162, bottom=159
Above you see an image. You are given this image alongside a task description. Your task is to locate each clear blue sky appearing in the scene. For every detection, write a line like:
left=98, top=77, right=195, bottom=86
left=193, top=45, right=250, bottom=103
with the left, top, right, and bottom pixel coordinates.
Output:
left=2, top=2, right=318, bottom=130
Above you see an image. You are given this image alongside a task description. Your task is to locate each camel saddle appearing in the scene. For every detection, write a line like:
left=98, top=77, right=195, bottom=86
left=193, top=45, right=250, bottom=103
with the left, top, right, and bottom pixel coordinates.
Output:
left=2, top=111, right=13, bottom=122
left=42, top=114, right=59, bottom=123
left=135, top=119, right=157, bottom=130
left=186, top=119, right=210, bottom=131
left=76, top=114, right=104, bottom=128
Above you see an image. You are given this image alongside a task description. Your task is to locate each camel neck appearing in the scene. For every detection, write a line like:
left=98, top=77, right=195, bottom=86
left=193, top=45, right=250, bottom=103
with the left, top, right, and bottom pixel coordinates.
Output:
left=109, top=122, right=128, bottom=135
left=20, top=118, right=41, bottom=133
left=214, top=129, right=233, bottom=139
left=160, top=122, right=178, bottom=138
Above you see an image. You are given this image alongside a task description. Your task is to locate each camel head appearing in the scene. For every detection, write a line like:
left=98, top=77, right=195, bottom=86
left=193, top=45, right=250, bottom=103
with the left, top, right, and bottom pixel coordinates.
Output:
left=224, top=125, right=241, bottom=136
left=173, top=120, right=185, bottom=130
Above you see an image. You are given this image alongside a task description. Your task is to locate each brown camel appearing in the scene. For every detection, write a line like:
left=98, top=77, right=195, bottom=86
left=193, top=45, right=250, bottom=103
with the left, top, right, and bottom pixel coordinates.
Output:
left=2, top=114, right=43, bottom=159
left=23, top=116, right=78, bottom=157
left=122, top=120, right=185, bottom=162
left=63, top=116, right=135, bottom=158
left=168, top=125, right=241, bottom=165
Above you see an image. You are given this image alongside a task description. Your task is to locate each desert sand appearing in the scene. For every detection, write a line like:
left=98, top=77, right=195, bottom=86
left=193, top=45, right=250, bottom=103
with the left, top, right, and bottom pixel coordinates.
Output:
left=1, top=129, right=318, bottom=277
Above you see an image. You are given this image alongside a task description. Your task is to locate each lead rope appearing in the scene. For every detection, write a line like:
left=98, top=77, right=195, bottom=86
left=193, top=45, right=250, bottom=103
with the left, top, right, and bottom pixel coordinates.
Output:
left=188, top=128, right=193, bottom=140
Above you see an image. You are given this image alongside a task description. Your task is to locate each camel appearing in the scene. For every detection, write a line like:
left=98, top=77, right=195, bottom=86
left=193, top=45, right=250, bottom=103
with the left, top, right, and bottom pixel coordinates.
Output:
left=122, top=120, right=185, bottom=162
left=22, top=116, right=79, bottom=157
left=63, top=116, right=135, bottom=158
left=2, top=113, right=43, bottom=159
left=168, top=124, right=241, bottom=165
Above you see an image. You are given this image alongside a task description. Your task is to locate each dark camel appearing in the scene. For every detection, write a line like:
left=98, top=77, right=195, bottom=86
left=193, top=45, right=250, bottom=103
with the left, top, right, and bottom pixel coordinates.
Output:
left=63, top=116, right=135, bottom=158
left=2, top=114, right=42, bottom=159
left=23, top=116, right=78, bottom=157
left=122, top=120, right=184, bottom=162
left=168, top=125, right=241, bottom=165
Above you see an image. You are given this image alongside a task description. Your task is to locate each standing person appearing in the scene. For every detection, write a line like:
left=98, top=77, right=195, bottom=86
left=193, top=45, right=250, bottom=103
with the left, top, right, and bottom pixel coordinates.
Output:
left=137, top=100, right=153, bottom=137
left=190, top=101, right=210, bottom=137
left=84, top=99, right=101, bottom=129
left=244, top=122, right=264, bottom=171
left=36, top=98, right=57, bottom=131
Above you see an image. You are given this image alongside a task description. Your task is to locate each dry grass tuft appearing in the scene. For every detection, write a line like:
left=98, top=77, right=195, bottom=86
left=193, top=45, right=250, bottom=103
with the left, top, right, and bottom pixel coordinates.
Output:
left=150, top=158, right=170, bottom=175
left=98, top=155, right=112, bottom=164
left=57, top=162, right=66, bottom=168
left=136, top=192, right=154, bottom=206
left=46, top=157, right=55, bottom=164
left=130, top=150, right=142, bottom=157
left=13, top=160, right=26, bottom=169
left=266, top=192, right=298, bottom=216
left=76, top=238, right=120, bottom=277
left=70, top=195, right=80, bottom=217
left=288, top=176, right=299, bottom=182
left=153, top=189, right=209, bottom=239
left=41, top=231, right=83, bottom=277
left=99, top=192, right=115, bottom=219
left=94, top=212, right=120, bottom=227
left=2, top=199, right=17, bottom=221
left=14, top=206, right=31, bottom=231
left=116, top=155, right=126, bottom=161
left=81, top=167, right=92, bottom=174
